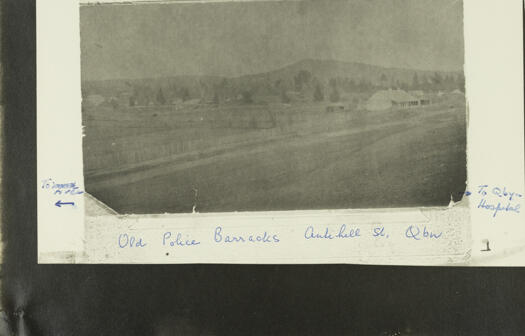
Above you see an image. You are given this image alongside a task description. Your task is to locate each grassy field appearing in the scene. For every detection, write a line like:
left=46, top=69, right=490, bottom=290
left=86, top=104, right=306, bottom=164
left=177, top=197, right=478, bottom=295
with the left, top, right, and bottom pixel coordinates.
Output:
left=83, top=96, right=466, bottom=214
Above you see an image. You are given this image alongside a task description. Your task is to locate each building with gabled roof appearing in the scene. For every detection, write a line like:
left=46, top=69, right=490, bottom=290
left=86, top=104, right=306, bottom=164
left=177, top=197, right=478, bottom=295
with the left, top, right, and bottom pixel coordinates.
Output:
left=366, top=89, right=420, bottom=111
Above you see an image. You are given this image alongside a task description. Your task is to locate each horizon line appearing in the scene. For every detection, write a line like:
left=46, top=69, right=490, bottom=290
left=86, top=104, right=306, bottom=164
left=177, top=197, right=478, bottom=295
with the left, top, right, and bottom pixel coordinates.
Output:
left=82, top=57, right=465, bottom=82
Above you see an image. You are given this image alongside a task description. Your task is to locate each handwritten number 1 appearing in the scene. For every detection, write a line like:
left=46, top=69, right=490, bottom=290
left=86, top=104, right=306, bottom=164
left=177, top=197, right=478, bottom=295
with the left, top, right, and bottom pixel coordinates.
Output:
left=481, top=239, right=491, bottom=252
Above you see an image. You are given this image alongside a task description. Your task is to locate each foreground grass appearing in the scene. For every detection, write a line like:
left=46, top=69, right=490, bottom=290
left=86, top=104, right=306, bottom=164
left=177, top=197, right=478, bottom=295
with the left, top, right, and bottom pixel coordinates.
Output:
left=83, top=98, right=466, bottom=213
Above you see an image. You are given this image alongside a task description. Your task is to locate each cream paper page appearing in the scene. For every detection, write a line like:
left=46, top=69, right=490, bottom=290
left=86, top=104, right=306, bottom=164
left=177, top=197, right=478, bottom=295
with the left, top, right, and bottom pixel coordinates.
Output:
left=37, top=0, right=523, bottom=265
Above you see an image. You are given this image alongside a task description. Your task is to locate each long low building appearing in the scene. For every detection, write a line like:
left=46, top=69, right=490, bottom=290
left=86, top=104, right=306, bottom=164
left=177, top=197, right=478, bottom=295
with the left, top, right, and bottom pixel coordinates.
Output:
left=366, top=89, right=427, bottom=111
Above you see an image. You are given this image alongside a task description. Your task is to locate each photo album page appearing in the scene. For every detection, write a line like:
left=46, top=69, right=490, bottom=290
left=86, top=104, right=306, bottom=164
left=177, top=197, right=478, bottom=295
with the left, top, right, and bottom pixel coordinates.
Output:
left=37, top=0, right=524, bottom=265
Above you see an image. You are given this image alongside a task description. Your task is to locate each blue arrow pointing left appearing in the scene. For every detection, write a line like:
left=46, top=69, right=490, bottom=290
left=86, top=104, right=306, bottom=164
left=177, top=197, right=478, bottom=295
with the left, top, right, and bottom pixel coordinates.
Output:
left=55, top=200, right=75, bottom=208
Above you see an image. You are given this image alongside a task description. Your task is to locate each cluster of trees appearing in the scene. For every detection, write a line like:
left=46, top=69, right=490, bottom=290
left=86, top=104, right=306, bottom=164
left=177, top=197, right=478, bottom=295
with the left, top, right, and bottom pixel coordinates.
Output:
left=288, top=71, right=341, bottom=103
left=410, top=73, right=465, bottom=92
left=310, top=72, right=465, bottom=97
left=278, top=70, right=465, bottom=104
left=128, top=84, right=191, bottom=107
left=126, top=78, right=241, bottom=107
left=306, top=71, right=459, bottom=104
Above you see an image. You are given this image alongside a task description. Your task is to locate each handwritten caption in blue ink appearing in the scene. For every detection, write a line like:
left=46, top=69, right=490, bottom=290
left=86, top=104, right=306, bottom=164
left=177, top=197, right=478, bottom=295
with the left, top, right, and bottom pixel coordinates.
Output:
left=462, top=184, right=522, bottom=217
left=117, top=224, right=441, bottom=250
left=42, top=178, right=84, bottom=208
left=41, top=178, right=84, bottom=196
left=214, top=226, right=280, bottom=244
left=304, top=224, right=441, bottom=241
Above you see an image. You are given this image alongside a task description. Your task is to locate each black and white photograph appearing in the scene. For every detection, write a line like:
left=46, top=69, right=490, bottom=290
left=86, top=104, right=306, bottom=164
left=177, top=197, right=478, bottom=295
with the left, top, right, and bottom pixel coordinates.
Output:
left=80, top=0, right=466, bottom=214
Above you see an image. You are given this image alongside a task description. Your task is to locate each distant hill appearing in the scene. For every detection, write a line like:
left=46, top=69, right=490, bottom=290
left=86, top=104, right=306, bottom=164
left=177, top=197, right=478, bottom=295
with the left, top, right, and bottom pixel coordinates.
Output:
left=241, top=58, right=457, bottom=85
left=81, top=59, right=464, bottom=105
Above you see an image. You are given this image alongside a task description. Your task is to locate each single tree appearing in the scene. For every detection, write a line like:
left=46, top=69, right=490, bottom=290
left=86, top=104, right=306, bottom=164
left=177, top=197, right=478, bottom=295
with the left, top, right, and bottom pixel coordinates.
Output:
left=280, top=89, right=291, bottom=103
left=432, top=72, right=443, bottom=91
left=412, top=73, right=420, bottom=89
left=156, top=88, right=166, bottom=105
left=329, top=87, right=340, bottom=102
left=180, top=87, right=190, bottom=102
left=380, top=73, right=388, bottom=88
left=294, top=70, right=312, bottom=91
left=313, top=83, right=324, bottom=102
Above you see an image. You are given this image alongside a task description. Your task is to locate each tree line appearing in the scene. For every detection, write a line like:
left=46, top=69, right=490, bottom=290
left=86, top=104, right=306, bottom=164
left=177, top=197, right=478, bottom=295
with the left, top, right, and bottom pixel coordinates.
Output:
left=104, top=70, right=465, bottom=107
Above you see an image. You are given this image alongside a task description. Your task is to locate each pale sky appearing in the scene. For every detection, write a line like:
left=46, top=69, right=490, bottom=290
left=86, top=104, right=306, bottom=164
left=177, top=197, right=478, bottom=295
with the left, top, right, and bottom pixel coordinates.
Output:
left=80, top=0, right=464, bottom=81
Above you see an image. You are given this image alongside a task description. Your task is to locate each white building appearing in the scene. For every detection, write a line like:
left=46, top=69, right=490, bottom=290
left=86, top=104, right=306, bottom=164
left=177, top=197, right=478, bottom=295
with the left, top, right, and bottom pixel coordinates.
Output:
left=366, top=89, right=420, bottom=111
